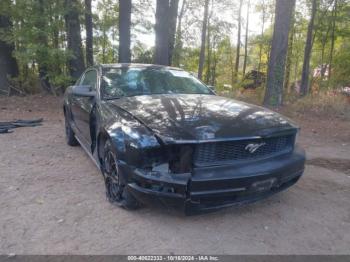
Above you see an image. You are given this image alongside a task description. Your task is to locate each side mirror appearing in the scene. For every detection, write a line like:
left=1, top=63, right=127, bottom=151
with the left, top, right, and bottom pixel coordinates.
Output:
left=72, top=85, right=96, bottom=97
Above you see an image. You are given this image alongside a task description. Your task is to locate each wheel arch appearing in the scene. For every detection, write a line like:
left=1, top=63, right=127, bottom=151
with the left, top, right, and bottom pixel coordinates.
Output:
left=63, top=104, right=68, bottom=117
left=97, top=129, right=111, bottom=167
left=63, top=104, right=73, bottom=120
left=89, top=105, right=98, bottom=153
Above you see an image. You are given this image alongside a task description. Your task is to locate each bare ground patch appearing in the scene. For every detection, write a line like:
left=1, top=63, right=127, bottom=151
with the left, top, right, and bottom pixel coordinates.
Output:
left=307, top=158, right=350, bottom=175
left=0, top=95, right=350, bottom=255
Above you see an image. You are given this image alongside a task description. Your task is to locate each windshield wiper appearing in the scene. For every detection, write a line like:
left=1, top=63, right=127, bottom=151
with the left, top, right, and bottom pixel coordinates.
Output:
left=104, top=96, right=124, bottom=100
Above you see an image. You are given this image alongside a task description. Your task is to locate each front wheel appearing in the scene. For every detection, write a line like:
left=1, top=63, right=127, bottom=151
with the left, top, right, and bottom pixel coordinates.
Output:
left=102, top=140, right=140, bottom=210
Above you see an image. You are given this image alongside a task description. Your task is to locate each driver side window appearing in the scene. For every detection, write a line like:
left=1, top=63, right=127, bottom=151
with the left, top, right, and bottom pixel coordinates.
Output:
left=81, top=70, right=97, bottom=90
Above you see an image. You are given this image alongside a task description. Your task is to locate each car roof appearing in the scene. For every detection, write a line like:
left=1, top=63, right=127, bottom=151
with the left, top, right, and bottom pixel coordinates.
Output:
left=98, top=63, right=183, bottom=71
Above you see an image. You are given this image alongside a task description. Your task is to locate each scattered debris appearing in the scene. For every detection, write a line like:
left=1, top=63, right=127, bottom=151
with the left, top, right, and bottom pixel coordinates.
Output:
left=242, top=70, right=266, bottom=90
left=0, top=118, right=43, bottom=134
left=341, top=87, right=350, bottom=103
left=341, top=86, right=350, bottom=95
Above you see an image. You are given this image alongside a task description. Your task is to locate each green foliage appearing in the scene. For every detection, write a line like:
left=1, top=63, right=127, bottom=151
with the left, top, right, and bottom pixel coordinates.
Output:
left=132, top=41, right=154, bottom=64
left=214, top=37, right=235, bottom=89
left=94, top=0, right=119, bottom=64
left=2, top=0, right=350, bottom=99
left=332, top=42, right=350, bottom=86
left=9, top=71, right=41, bottom=95
left=7, top=0, right=73, bottom=92
left=180, top=47, right=200, bottom=74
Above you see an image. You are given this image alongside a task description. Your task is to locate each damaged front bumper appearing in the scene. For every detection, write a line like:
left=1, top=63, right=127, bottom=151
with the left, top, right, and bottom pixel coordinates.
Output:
left=120, top=146, right=306, bottom=215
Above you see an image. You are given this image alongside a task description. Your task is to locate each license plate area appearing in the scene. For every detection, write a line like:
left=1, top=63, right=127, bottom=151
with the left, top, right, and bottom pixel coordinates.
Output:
left=250, top=178, right=277, bottom=193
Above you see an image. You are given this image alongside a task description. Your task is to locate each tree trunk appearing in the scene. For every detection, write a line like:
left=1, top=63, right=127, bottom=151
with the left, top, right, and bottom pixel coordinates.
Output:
left=119, top=0, right=132, bottom=63
left=51, top=4, right=62, bottom=80
left=320, top=26, right=330, bottom=79
left=173, top=0, right=186, bottom=67
left=205, top=2, right=214, bottom=84
left=211, top=49, right=217, bottom=86
left=198, top=0, right=210, bottom=80
left=205, top=21, right=211, bottom=84
left=300, top=0, right=317, bottom=96
left=234, top=0, right=243, bottom=80
left=258, top=0, right=266, bottom=73
left=283, top=12, right=295, bottom=93
left=263, top=0, right=296, bottom=107
left=294, top=51, right=299, bottom=83
left=155, top=0, right=170, bottom=65
left=230, top=40, right=235, bottom=88
left=50, top=2, right=60, bottom=50
left=85, top=0, right=94, bottom=66
left=0, top=12, right=19, bottom=95
left=35, top=0, right=51, bottom=92
left=65, top=0, right=85, bottom=80
left=168, top=0, right=179, bottom=65
left=102, top=29, right=107, bottom=63
left=242, top=0, right=250, bottom=77
left=328, top=0, right=338, bottom=87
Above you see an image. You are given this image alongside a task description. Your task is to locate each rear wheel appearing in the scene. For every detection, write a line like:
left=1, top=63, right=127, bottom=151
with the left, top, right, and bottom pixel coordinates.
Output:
left=102, top=140, right=140, bottom=210
left=64, top=111, right=79, bottom=146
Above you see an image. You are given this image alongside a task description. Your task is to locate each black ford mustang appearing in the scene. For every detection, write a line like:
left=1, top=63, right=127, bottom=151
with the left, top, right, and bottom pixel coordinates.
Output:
left=63, top=64, right=305, bottom=214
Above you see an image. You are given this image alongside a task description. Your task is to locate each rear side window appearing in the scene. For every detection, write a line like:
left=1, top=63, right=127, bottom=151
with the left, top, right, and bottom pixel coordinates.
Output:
left=81, top=70, right=97, bottom=90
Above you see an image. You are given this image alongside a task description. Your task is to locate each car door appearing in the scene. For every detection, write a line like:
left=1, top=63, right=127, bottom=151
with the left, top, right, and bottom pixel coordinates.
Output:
left=71, top=69, right=98, bottom=146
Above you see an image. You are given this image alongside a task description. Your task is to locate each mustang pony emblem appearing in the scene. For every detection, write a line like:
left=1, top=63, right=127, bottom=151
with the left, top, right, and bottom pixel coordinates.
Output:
left=245, top=142, right=266, bottom=153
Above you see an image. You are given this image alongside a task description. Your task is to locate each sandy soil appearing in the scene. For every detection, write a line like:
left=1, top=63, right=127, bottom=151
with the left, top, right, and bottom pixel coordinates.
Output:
left=0, top=95, right=349, bottom=255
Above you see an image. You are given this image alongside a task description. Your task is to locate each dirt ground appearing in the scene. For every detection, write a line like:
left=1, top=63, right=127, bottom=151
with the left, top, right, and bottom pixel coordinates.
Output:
left=0, top=95, right=349, bottom=255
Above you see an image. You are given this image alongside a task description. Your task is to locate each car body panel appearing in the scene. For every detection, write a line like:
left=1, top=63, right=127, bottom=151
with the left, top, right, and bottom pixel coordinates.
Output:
left=126, top=146, right=305, bottom=215
left=106, top=94, right=297, bottom=142
left=71, top=95, right=95, bottom=143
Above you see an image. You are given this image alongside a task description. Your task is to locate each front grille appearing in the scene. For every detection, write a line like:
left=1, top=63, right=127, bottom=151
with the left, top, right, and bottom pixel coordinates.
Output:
left=193, top=135, right=294, bottom=166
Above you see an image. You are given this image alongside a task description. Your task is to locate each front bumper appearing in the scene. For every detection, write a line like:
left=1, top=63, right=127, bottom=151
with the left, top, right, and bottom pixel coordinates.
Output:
left=123, top=146, right=306, bottom=215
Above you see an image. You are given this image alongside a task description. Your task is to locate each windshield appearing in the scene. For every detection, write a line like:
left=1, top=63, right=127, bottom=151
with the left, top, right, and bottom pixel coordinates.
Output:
left=101, top=67, right=213, bottom=99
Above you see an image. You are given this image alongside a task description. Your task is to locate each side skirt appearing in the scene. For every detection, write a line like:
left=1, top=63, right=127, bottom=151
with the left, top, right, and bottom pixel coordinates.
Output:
left=75, top=134, right=101, bottom=170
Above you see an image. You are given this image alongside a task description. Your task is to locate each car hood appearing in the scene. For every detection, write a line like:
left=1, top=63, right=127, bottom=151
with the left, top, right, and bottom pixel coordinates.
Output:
left=106, top=94, right=297, bottom=142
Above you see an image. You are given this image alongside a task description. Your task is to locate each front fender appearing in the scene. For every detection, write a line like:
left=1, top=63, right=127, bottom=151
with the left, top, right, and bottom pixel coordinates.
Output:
left=97, top=119, right=162, bottom=169
left=98, top=101, right=164, bottom=168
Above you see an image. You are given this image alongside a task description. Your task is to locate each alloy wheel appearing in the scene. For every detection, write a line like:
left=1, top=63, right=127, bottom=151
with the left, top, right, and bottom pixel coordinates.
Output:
left=104, top=150, right=122, bottom=203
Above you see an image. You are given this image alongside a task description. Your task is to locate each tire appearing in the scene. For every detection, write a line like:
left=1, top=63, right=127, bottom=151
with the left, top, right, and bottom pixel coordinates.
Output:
left=64, top=111, right=79, bottom=146
left=102, top=140, right=140, bottom=210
